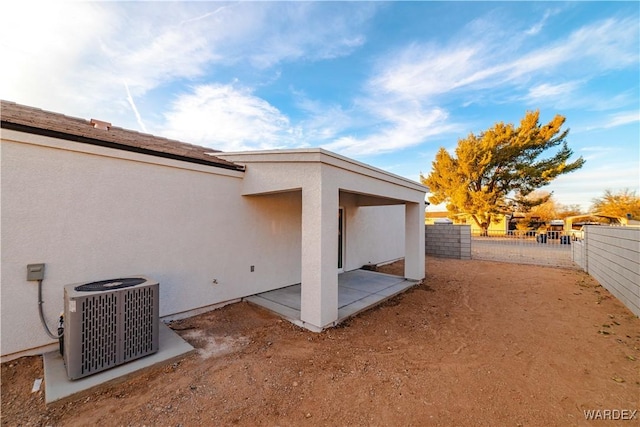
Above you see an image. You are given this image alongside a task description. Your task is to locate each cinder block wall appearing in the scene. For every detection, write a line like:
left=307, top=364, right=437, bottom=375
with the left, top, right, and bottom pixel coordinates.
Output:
left=571, top=239, right=587, bottom=270
left=425, top=224, right=471, bottom=259
left=583, top=226, right=640, bottom=317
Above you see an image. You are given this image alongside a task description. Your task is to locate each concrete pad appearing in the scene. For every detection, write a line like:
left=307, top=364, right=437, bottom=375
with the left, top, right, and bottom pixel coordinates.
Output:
left=340, top=276, right=392, bottom=292
left=375, top=281, right=414, bottom=297
left=256, top=285, right=302, bottom=309
left=43, top=322, right=194, bottom=405
left=338, top=294, right=384, bottom=319
left=245, top=294, right=301, bottom=321
left=246, top=270, right=420, bottom=329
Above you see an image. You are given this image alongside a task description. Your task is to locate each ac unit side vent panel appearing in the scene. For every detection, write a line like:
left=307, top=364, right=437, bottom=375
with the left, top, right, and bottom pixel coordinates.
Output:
left=80, top=292, right=119, bottom=375
left=64, top=277, right=159, bottom=380
left=123, top=286, right=157, bottom=362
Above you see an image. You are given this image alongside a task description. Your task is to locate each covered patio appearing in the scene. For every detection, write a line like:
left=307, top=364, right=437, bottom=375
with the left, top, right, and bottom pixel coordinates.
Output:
left=216, top=149, right=426, bottom=332
left=245, top=269, right=420, bottom=329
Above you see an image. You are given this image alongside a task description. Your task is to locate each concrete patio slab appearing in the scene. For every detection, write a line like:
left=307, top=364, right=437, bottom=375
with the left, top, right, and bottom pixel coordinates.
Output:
left=257, top=285, right=301, bottom=309
left=340, top=270, right=407, bottom=292
left=338, top=286, right=372, bottom=306
left=245, top=269, right=419, bottom=328
left=43, top=322, right=194, bottom=405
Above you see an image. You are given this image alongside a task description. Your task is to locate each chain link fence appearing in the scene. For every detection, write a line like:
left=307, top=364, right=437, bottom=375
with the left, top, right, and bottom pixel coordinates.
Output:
left=471, top=230, right=577, bottom=269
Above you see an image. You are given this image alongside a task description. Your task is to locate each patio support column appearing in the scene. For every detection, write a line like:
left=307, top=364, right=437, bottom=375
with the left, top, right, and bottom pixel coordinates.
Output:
left=300, top=172, right=339, bottom=331
left=404, top=201, right=425, bottom=280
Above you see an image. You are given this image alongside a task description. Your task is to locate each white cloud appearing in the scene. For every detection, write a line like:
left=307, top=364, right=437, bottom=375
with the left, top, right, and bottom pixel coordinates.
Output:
left=583, top=111, right=640, bottom=131
left=550, top=162, right=640, bottom=210
left=370, top=44, right=480, bottom=100
left=0, top=2, right=219, bottom=126
left=505, top=17, right=638, bottom=84
left=294, top=96, right=355, bottom=143
left=160, top=84, right=296, bottom=152
left=321, top=13, right=639, bottom=157
left=322, top=104, right=460, bottom=156
left=242, top=2, right=372, bottom=68
left=525, top=7, right=563, bottom=36
left=577, top=146, right=619, bottom=162
left=606, top=111, right=640, bottom=128
left=368, top=15, right=638, bottom=106
left=524, top=81, right=582, bottom=105
left=0, top=2, right=115, bottom=115
left=0, top=2, right=376, bottom=131
left=1, top=1, right=636, bottom=170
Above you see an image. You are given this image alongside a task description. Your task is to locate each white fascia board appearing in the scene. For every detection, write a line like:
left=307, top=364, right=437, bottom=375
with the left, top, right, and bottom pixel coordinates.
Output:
left=215, top=148, right=427, bottom=194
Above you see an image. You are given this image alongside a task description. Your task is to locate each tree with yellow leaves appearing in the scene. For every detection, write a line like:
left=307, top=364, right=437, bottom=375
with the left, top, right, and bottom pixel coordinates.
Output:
left=590, top=189, right=640, bottom=221
left=422, top=110, right=585, bottom=235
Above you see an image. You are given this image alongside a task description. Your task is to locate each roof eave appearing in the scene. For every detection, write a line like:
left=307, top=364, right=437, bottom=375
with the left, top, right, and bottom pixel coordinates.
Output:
left=1, top=120, right=245, bottom=172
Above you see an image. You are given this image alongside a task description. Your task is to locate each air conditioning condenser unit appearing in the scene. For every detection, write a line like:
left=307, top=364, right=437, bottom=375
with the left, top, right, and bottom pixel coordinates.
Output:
left=63, top=276, right=159, bottom=380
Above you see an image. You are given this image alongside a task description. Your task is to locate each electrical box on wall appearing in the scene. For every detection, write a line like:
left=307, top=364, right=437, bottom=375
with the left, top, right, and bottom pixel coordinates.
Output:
left=26, top=263, right=45, bottom=281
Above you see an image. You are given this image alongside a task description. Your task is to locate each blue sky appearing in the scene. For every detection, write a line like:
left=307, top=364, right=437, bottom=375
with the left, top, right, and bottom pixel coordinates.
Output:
left=2, top=1, right=638, bottom=211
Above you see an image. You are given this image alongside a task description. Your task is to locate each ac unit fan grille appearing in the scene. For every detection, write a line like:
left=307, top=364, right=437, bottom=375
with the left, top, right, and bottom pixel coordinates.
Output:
left=80, top=292, right=119, bottom=375
left=75, top=277, right=147, bottom=292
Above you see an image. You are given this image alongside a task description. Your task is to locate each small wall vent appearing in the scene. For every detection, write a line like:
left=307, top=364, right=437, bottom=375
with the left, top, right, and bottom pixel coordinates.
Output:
left=63, top=276, right=159, bottom=380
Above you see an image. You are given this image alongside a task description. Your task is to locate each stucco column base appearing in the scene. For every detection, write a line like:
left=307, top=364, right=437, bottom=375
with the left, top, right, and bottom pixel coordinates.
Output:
left=300, top=177, right=339, bottom=330
left=404, top=201, right=425, bottom=280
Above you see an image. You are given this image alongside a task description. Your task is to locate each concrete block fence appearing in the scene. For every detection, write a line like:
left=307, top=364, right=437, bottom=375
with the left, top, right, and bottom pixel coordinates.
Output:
left=573, top=226, right=640, bottom=317
left=425, top=224, right=471, bottom=260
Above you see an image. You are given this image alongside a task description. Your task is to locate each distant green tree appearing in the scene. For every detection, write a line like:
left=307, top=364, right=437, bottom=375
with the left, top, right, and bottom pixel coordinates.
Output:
left=590, top=189, right=640, bottom=221
left=422, top=110, right=585, bottom=234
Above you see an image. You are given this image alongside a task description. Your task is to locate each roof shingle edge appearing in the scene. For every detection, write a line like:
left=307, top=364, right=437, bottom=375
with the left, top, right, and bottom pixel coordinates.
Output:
left=0, top=100, right=244, bottom=172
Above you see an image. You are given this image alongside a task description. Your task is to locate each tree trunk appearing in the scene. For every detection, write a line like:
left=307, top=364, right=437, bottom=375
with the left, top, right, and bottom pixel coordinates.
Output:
left=471, top=214, right=489, bottom=236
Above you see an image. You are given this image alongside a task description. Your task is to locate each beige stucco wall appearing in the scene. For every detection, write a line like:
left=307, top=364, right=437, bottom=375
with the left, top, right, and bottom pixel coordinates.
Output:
left=1, top=133, right=423, bottom=357
left=1, top=131, right=303, bottom=358
left=343, top=204, right=405, bottom=270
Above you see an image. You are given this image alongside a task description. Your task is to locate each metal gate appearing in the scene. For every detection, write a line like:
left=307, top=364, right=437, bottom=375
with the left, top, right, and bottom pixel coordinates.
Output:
left=471, top=230, right=576, bottom=269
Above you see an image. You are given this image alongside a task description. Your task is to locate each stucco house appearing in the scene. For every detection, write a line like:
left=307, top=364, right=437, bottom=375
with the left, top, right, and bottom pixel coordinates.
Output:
left=457, top=213, right=511, bottom=234
left=1, top=100, right=426, bottom=361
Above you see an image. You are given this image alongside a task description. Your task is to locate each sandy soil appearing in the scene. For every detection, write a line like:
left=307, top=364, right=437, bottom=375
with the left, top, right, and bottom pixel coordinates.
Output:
left=2, top=258, right=639, bottom=426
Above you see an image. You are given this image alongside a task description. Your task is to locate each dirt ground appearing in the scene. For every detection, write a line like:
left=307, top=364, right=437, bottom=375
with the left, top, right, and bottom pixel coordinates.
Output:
left=2, top=258, right=639, bottom=426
